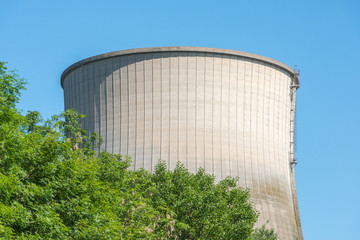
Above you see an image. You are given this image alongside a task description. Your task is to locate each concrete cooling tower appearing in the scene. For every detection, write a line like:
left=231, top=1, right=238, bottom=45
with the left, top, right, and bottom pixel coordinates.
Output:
left=61, top=47, right=303, bottom=240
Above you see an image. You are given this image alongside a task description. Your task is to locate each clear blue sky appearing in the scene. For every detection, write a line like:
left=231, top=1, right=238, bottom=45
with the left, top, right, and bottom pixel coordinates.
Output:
left=1, top=0, right=359, bottom=239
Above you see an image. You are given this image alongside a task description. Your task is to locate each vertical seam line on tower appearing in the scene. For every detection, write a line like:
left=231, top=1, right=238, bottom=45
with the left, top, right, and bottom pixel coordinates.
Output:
left=267, top=66, right=275, bottom=225
left=273, top=69, right=281, bottom=232
left=255, top=62, right=263, bottom=218
left=236, top=58, right=239, bottom=179
left=220, top=56, right=223, bottom=179
left=93, top=63, right=96, bottom=151
left=134, top=55, right=138, bottom=168
left=212, top=54, right=215, bottom=174
left=98, top=62, right=101, bottom=152
left=262, top=63, right=269, bottom=221
left=228, top=57, right=231, bottom=177
left=112, top=59, right=115, bottom=154
left=177, top=54, right=180, bottom=164
left=249, top=60, right=254, bottom=191
left=126, top=58, right=129, bottom=155
left=143, top=58, right=146, bottom=169
left=243, top=59, right=246, bottom=187
left=151, top=55, right=154, bottom=172
left=203, top=54, right=206, bottom=171
left=186, top=54, right=189, bottom=168
left=119, top=57, right=122, bottom=157
left=105, top=60, right=108, bottom=153
left=195, top=54, right=198, bottom=171
left=160, top=55, right=163, bottom=161
left=104, top=60, right=107, bottom=153
left=168, top=54, right=171, bottom=167
left=256, top=62, right=261, bottom=197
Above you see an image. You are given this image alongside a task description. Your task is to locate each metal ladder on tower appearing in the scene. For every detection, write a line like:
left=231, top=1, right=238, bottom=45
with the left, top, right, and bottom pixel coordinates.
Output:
left=289, top=66, right=304, bottom=240
left=290, top=67, right=300, bottom=169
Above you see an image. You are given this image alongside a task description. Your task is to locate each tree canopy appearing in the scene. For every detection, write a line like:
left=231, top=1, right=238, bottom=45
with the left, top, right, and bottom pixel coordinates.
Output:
left=0, top=62, right=276, bottom=239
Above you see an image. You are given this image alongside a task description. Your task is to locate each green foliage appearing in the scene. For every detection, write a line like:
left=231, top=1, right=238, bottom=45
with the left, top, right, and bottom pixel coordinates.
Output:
left=251, top=225, right=278, bottom=240
left=0, top=62, right=26, bottom=110
left=149, top=161, right=258, bottom=239
left=0, top=62, right=275, bottom=239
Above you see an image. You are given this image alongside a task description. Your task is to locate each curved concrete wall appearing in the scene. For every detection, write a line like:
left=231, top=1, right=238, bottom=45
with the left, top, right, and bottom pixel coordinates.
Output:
left=61, top=47, right=302, bottom=240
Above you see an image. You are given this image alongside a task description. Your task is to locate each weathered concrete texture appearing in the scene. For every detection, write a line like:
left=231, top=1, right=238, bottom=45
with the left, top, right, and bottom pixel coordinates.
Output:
left=61, top=47, right=303, bottom=240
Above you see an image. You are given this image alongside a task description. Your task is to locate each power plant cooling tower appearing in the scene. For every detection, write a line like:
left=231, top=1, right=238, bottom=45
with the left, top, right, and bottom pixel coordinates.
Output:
left=61, top=47, right=303, bottom=240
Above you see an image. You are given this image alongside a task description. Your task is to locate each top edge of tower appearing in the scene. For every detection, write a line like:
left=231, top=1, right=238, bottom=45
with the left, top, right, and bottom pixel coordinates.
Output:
left=60, top=46, right=298, bottom=88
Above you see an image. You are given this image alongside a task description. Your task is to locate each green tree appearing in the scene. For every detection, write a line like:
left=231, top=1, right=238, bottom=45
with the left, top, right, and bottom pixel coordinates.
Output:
left=0, top=61, right=275, bottom=239
left=148, top=161, right=258, bottom=239
left=251, top=225, right=278, bottom=240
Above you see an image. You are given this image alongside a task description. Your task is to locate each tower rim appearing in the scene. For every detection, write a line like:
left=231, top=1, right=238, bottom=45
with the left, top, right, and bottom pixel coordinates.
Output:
left=60, top=46, right=298, bottom=88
